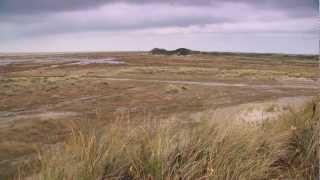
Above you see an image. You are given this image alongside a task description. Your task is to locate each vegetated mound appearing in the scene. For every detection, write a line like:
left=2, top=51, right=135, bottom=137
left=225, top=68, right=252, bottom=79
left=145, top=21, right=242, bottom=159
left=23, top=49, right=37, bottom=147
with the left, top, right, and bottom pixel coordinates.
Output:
left=150, top=48, right=169, bottom=55
left=150, top=48, right=201, bottom=56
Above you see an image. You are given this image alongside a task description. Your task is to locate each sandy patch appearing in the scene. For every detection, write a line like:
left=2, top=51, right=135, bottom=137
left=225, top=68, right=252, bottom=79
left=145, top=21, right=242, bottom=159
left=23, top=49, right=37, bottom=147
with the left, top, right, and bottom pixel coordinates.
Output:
left=172, top=96, right=314, bottom=124
left=210, top=96, right=313, bottom=122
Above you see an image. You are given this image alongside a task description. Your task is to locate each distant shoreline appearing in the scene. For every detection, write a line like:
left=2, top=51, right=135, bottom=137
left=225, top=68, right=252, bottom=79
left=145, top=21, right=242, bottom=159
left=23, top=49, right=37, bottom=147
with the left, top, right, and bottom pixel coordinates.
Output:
left=0, top=50, right=317, bottom=57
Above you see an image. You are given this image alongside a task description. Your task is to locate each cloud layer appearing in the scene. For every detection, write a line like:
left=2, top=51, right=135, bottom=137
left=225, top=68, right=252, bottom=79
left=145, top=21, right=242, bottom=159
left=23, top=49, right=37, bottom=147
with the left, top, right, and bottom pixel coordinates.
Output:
left=0, top=0, right=317, bottom=15
left=0, top=0, right=318, bottom=53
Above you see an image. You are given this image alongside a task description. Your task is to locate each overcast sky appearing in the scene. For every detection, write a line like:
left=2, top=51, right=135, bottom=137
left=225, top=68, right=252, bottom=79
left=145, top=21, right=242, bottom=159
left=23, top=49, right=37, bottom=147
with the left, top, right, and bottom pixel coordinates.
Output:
left=0, top=0, right=318, bottom=54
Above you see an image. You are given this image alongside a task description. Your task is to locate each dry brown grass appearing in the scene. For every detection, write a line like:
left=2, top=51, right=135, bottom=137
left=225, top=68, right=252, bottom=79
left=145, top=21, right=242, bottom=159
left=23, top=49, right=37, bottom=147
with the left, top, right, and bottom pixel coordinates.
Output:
left=15, top=100, right=319, bottom=180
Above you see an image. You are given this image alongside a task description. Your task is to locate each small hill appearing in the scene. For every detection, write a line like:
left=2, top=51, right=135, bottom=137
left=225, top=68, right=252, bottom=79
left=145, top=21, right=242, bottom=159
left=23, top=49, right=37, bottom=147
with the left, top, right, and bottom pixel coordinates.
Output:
left=150, top=48, right=200, bottom=56
left=172, top=48, right=194, bottom=55
left=150, top=48, right=169, bottom=55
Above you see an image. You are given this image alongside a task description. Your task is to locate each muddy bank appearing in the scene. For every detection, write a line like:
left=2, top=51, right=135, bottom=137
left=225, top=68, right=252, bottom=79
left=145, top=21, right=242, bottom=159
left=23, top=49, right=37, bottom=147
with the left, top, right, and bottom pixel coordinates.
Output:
left=0, top=57, right=124, bottom=67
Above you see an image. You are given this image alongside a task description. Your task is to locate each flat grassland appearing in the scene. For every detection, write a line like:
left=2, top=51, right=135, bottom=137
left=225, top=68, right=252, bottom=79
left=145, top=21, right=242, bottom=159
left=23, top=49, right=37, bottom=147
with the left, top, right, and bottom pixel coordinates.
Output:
left=0, top=52, right=318, bottom=179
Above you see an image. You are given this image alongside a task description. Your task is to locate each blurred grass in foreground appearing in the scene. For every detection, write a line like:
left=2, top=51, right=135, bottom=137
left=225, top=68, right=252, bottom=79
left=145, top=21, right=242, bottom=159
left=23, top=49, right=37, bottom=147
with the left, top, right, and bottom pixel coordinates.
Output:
left=17, top=100, right=319, bottom=180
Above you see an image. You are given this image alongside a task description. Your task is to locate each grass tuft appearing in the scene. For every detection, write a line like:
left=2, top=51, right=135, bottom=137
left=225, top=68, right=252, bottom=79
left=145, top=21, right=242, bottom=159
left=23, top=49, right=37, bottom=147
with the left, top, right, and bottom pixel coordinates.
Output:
left=19, top=100, right=319, bottom=180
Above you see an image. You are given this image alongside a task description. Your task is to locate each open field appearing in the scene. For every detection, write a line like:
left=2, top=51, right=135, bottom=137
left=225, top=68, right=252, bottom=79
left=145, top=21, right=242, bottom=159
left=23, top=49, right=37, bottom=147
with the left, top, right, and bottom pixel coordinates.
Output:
left=0, top=52, right=319, bottom=179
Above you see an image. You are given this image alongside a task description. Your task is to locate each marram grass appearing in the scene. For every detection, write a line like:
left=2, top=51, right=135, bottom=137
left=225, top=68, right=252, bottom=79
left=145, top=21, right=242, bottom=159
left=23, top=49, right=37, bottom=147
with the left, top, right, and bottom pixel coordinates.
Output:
left=17, top=100, right=319, bottom=180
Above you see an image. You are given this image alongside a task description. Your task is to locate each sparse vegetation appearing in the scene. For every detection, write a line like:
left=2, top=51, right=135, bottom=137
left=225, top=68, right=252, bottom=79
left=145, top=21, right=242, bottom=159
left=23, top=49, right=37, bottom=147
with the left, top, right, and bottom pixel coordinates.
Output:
left=17, top=100, right=319, bottom=180
left=1, top=52, right=318, bottom=179
left=165, top=84, right=187, bottom=94
left=265, top=104, right=278, bottom=112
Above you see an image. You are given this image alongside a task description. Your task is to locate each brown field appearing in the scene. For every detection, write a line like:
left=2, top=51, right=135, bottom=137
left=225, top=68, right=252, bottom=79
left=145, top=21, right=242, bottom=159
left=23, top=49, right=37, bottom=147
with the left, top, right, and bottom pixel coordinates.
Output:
left=0, top=52, right=318, bottom=179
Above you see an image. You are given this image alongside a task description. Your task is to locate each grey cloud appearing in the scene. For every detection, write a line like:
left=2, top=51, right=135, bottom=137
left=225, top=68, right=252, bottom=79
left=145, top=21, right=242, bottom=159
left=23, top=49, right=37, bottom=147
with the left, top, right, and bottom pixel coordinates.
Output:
left=0, top=0, right=317, bottom=53
left=0, top=0, right=102, bottom=15
left=0, top=4, right=234, bottom=38
left=0, top=1, right=316, bottom=40
left=0, top=0, right=317, bottom=54
left=0, top=0, right=317, bottom=17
